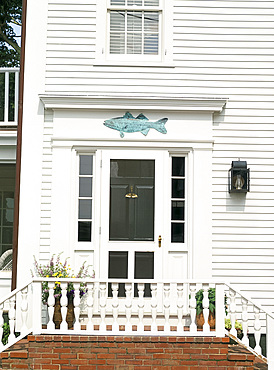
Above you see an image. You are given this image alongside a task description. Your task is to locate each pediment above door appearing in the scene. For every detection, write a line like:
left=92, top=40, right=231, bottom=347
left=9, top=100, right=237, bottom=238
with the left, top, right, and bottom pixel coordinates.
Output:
left=39, top=94, right=227, bottom=113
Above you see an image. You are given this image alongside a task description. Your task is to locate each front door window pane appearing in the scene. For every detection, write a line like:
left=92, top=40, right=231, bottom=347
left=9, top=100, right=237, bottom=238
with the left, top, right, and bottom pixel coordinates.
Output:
left=134, top=252, right=154, bottom=297
left=109, top=159, right=155, bottom=241
left=108, top=251, right=128, bottom=297
left=171, top=157, right=185, bottom=243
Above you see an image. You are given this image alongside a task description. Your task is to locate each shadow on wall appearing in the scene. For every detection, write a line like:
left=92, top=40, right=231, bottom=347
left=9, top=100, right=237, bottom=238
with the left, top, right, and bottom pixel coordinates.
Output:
left=226, top=193, right=246, bottom=212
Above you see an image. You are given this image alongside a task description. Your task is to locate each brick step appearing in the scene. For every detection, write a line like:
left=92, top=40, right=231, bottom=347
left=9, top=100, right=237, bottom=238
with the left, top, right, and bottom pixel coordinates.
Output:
left=0, top=335, right=268, bottom=369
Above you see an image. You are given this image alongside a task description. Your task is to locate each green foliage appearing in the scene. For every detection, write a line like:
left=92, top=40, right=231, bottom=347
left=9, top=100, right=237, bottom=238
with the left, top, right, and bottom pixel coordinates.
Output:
left=2, top=323, right=10, bottom=345
left=32, top=253, right=94, bottom=304
left=0, top=0, right=22, bottom=67
left=195, top=288, right=216, bottom=315
left=225, top=318, right=243, bottom=331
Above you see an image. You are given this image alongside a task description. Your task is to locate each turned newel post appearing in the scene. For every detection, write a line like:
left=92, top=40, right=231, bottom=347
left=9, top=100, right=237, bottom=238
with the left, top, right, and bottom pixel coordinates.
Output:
left=74, top=283, right=81, bottom=331
left=163, top=283, right=170, bottom=333
left=202, top=284, right=210, bottom=333
left=229, top=289, right=237, bottom=337
left=254, top=306, right=262, bottom=355
left=8, top=296, right=16, bottom=343
left=150, top=283, right=157, bottom=333
left=20, top=287, right=28, bottom=332
left=99, top=283, right=107, bottom=332
left=241, top=297, right=249, bottom=346
left=176, top=283, right=184, bottom=332
left=125, top=283, right=133, bottom=333
left=47, top=282, right=55, bottom=330
left=86, top=282, right=94, bottom=332
left=111, top=283, right=119, bottom=332
left=189, top=283, right=197, bottom=332
left=137, top=283, right=145, bottom=333
left=60, top=283, right=68, bottom=330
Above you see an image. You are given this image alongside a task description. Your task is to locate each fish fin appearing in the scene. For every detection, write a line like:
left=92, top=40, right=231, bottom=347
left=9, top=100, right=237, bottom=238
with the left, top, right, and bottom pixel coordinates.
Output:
left=141, top=128, right=150, bottom=136
left=120, top=131, right=125, bottom=138
left=154, top=118, right=168, bottom=134
left=136, top=113, right=148, bottom=120
left=123, top=112, right=134, bottom=119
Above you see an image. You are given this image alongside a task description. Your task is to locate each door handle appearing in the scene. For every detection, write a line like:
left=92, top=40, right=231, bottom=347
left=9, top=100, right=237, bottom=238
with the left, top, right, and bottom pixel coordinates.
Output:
left=158, top=235, right=162, bottom=248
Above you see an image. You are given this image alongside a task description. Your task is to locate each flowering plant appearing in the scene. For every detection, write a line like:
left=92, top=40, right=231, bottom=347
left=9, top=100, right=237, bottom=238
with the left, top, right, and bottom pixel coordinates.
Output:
left=32, top=253, right=94, bottom=304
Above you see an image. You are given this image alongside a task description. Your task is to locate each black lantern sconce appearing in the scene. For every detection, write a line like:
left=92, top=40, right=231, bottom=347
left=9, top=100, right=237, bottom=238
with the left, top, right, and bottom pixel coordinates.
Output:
left=229, top=161, right=250, bottom=193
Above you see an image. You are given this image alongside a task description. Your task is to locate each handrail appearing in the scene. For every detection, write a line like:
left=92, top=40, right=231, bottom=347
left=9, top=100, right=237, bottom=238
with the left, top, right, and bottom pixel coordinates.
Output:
left=0, top=279, right=32, bottom=306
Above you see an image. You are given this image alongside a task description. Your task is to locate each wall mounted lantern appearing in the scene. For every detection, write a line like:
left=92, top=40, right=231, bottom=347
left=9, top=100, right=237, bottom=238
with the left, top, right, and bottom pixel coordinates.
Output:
left=229, top=161, right=250, bottom=193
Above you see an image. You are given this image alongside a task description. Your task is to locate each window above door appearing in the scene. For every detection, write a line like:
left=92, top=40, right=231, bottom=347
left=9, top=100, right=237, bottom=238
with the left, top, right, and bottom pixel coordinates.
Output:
left=96, top=0, right=173, bottom=64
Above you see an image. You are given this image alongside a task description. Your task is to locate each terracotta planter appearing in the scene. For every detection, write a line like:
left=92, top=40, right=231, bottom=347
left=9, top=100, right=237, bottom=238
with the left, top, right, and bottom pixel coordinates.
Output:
left=53, top=297, right=62, bottom=329
left=53, top=296, right=75, bottom=329
left=196, top=311, right=215, bottom=329
left=66, top=295, right=75, bottom=330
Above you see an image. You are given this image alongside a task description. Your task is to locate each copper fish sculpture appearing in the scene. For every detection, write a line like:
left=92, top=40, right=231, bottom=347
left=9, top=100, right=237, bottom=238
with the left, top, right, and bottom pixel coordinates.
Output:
left=104, top=112, right=168, bottom=138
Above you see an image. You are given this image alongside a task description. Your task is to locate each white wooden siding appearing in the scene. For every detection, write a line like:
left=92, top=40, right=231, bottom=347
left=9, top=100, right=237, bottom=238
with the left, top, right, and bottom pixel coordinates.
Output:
left=44, top=0, right=274, bottom=311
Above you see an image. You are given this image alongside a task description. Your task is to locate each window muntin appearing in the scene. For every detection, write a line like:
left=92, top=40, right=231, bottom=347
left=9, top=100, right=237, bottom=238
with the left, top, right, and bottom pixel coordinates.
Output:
left=109, top=0, right=161, bottom=56
left=78, top=155, right=93, bottom=242
left=171, top=157, right=185, bottom=243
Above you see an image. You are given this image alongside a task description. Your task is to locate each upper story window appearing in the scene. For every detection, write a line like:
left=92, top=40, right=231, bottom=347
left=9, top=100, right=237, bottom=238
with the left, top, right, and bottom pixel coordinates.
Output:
left=96, top=0, right=173, bottom=64
left=109, top=0, right=161, bottom=56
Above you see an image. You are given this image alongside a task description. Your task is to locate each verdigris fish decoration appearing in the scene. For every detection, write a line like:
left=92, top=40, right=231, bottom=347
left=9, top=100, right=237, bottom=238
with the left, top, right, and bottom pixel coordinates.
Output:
left=104, top=112, right=168, bottom=138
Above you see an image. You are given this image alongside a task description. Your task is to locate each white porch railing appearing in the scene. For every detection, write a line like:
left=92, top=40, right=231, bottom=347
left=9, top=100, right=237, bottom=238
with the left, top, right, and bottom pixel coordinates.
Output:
left=0, top=278, right=273, bottom=367
left=0, top=68, right=20, bottom=126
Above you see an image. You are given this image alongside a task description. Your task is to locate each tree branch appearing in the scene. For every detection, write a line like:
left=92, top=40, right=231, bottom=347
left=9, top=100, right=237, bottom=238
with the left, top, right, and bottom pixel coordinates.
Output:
left=0, top=29, right=20, bottom=53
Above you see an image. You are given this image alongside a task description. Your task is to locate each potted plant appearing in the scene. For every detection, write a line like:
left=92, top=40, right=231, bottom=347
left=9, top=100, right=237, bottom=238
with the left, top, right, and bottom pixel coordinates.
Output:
left=225, top=318, right=243, bottom=339
left=32, top=253, right=94, bottom=329
left=195, top=288, right=216, bottom=329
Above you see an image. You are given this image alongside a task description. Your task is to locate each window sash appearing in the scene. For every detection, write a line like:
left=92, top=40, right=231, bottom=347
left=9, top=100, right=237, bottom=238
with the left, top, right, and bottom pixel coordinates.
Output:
left=108, top=0, right=161, bottom=56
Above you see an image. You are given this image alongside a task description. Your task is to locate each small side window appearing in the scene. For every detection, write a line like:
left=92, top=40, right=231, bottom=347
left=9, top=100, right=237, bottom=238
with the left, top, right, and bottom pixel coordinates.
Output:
left=78, top=155, right=93, bottom=242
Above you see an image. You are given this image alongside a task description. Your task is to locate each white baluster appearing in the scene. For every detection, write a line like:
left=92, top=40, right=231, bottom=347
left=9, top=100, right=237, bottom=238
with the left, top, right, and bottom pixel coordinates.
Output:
left=151, top=283, right=157, bottom=333
left=189, top=283, right=197, bottom=332
left=163, top=283, right=170, bottom=333
left=47, top=282, right=55, bottom=330
left=21, top=287, right=28, bottom=332
left=176, top=283, right=184, bottom=332
left=60, top=283, right=68, bottom=330
left=202, top=284, right=210, bottom=333
left=74, top=283, right=81, bottom=331
left=254, top=306, right=262, bottom=355
left=125, top=283, right=133, bottom=334
left=86, top=282, right=94, bottom=332
left=241, top=298, right=249, bottom=346
left=111, top=283, right=119, bottom=332
left=137, top=283, right=145, bottom=333
left=99, top=283, right=107, bottom=332
left=8, top=296, right=16, bottom=344
left=229, top=289, right=237, bottom=337
left=0, top=304, right=4, bottom=350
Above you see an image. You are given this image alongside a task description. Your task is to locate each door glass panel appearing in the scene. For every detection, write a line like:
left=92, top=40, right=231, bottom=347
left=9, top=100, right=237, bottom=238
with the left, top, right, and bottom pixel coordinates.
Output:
left=108, top=251, right=128, bottom=297
left=134, top=252, right=154, bottom=297
left=109, top=159, right=155, bottom=241
left=78, top=222, right=91, bottom=242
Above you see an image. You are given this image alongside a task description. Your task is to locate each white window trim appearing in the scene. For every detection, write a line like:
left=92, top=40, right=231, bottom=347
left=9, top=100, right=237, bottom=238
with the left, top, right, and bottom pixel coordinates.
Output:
left=96, top=0, right=173, bottom=64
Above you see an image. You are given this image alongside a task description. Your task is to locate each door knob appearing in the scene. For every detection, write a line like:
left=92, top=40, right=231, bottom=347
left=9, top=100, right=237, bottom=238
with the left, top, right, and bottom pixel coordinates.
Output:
left=158, top=235, right=162, bottom=248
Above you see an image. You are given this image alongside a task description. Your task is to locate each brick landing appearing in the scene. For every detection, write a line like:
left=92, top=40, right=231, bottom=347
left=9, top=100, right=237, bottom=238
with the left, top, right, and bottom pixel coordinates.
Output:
left=0, top=335, right=268, bottom=369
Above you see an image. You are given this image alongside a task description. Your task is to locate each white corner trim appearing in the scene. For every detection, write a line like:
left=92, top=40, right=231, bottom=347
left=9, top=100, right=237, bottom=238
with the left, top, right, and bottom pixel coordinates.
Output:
left=39, top=94, right=227, bottom=113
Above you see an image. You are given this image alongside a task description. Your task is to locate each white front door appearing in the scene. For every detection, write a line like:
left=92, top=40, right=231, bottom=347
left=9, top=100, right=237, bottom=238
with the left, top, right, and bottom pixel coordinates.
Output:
left=100, top=150, right=167, bottom=294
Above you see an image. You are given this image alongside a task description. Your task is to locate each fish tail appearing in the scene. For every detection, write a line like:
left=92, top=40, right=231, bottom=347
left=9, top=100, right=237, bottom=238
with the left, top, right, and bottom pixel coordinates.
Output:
left=153, top=118, right=168, bottom=134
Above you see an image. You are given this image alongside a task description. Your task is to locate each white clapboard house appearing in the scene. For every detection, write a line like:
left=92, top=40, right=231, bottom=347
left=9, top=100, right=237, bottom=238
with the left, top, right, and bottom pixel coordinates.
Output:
left=0, top=0, right=274, bottom=367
